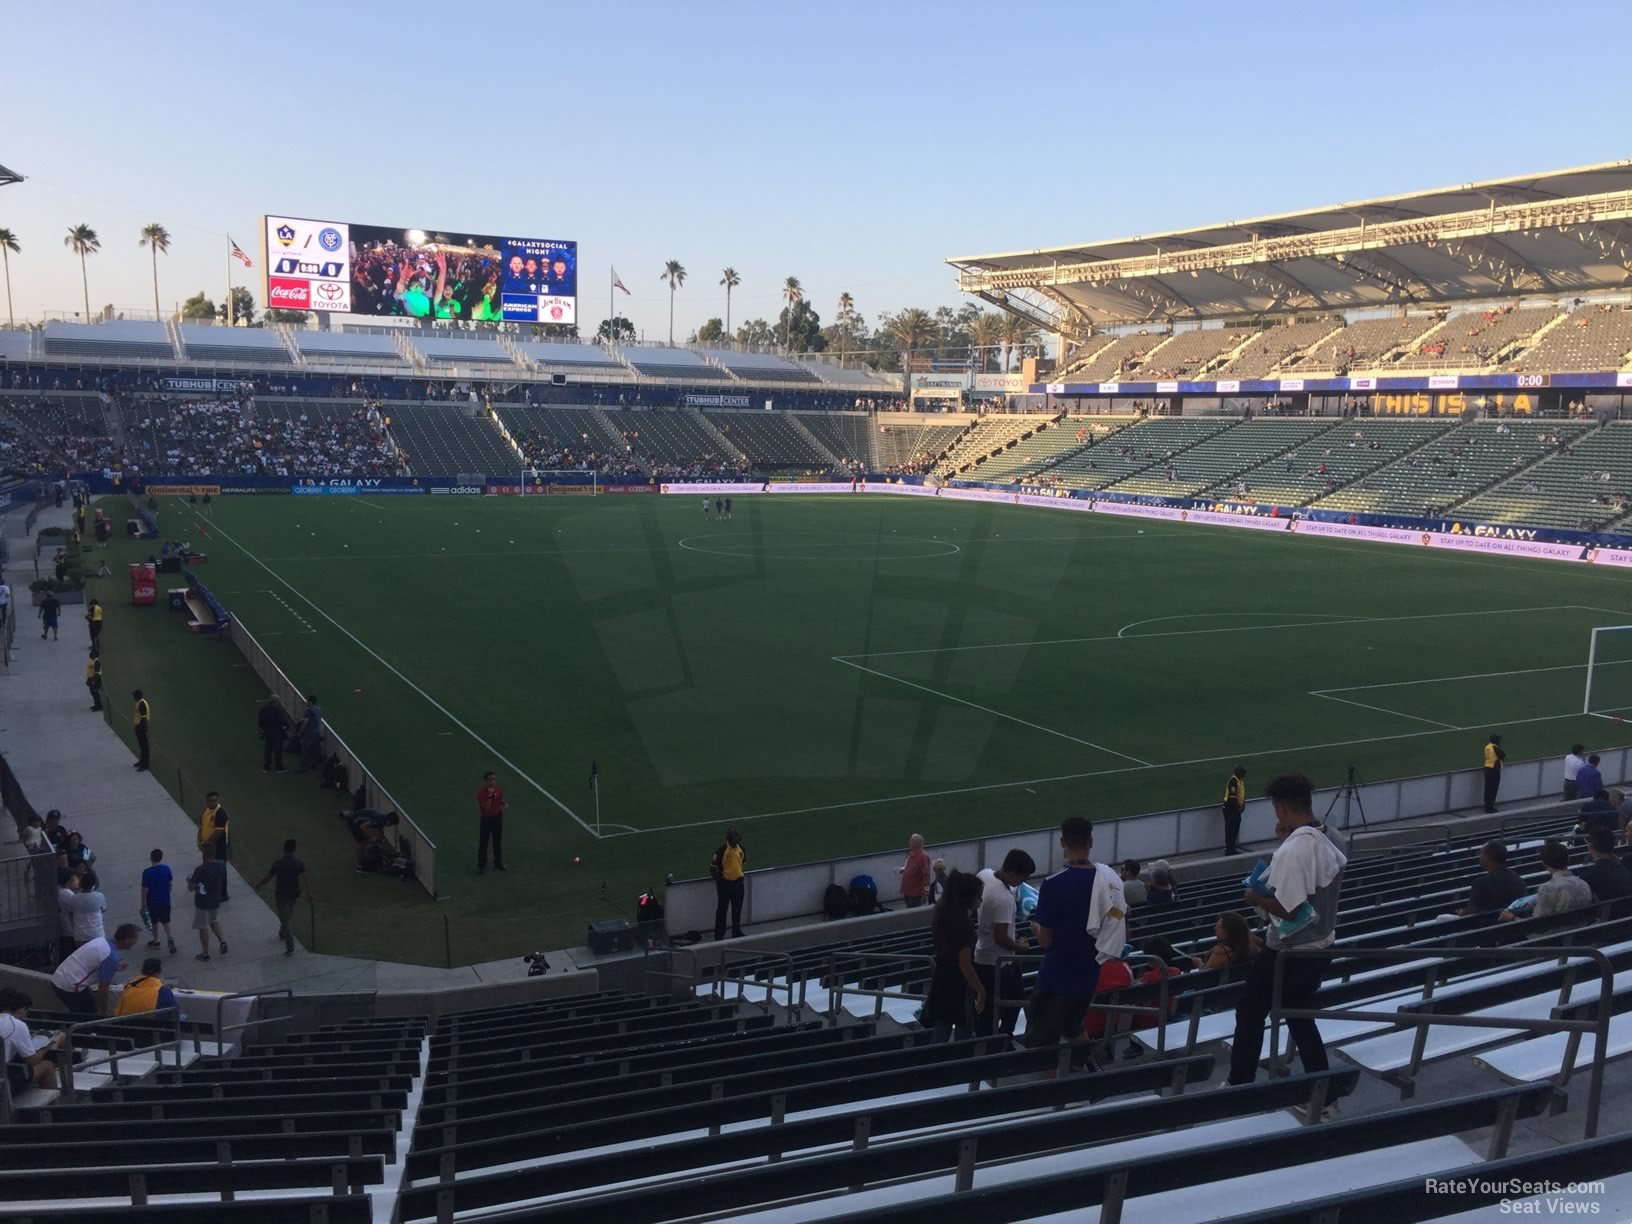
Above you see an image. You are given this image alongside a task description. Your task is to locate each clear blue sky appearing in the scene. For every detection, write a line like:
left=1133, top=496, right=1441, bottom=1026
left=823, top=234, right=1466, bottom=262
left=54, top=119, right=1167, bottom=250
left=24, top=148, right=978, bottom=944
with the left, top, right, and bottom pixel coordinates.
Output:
left=5, top=0, right=1629, bottom=338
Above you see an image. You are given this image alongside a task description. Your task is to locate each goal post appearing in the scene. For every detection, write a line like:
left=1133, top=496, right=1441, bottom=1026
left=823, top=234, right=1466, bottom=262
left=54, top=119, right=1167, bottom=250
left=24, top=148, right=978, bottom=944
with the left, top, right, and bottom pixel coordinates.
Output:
left=1583, top=625, right=1632, bottom=718
left=521, top=468, right=598, bottom=496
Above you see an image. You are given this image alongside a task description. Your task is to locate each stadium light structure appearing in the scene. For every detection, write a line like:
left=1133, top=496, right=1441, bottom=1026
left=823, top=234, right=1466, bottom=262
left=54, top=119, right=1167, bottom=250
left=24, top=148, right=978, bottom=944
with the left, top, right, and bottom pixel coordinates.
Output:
left=0, top=163, right=22, bottom=188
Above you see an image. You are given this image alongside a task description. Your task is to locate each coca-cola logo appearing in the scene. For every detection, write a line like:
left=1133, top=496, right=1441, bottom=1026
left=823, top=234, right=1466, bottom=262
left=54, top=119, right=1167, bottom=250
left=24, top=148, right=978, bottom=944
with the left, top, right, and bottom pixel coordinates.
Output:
left=314, top=281, right=345, bottom=303
left=267, top=278, right=310, bottom=308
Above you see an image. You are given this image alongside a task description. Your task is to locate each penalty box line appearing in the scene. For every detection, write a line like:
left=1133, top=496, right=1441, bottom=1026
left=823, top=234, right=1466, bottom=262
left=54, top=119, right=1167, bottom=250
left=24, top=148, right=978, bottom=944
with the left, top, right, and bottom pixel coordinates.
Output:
left=831, top=656, right=1154, bottom=768
left=193, top=510, right=601, bottom=839
left=837, top=604, right=1610, bottom=663
left=1310, top=657, right=1632, bottom=732
left=601, top=707, right=1593, bottom=837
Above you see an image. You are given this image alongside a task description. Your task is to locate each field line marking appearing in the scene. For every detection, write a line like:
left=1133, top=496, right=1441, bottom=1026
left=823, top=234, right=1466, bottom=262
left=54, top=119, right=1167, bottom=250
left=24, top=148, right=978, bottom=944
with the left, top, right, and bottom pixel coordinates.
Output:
left=1315, top=660, right=1618, bottom=694
left=841, top=604, right=1590, bottom=662
left=1309, top=691, right=1459, bottom=730
left=604, top=708, right=1591, bottom=836
left=832, top=656, right=1153, bottom=766
left=1116, top=611, right=1361, bottom=638
left=192, top=510, right=601, bottom=839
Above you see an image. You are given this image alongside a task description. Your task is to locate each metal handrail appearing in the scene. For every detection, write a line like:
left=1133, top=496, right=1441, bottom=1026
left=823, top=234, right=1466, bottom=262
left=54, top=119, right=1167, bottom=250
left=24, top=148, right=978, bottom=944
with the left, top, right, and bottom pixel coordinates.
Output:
left=824, top=950, right=940, bottom=1024
left=213, top=988, right=293, bottom=1050
left=704, top=946, right=806, bottom=1018
left=59, top=1005, right=183, bottom=1098
left=821, top=949, right=1043, bottom=1027
left=1271, top=944, right=1615, bottom=1137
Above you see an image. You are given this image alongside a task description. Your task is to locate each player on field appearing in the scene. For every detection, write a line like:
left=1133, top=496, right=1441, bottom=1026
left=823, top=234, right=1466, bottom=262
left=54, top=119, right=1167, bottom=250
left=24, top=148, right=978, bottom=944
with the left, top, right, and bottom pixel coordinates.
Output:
left=724, top=497, right=732, bottom=519
left=702, top=497, right=710, bottom=517
left=715, top=498, right=723, bottom=517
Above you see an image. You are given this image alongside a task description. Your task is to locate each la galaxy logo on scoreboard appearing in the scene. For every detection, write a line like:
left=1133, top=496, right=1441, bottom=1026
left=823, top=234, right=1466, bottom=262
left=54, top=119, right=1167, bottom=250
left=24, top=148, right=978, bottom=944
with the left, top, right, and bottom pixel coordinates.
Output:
left=275, top=223, right=296, bottom=246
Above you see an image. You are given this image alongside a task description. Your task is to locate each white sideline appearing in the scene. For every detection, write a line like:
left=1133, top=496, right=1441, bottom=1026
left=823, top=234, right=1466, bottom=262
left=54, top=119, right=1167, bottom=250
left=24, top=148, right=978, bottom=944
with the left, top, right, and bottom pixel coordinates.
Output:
left=189, top=510, right=599, bottom=838
left=1309, top=690, right=1459, bottom=730
left=611, top=707, right=1595, bottom=836
left=831, top=656, right=1154, bottom=766
left=841, top=603, right=1600, bottom=661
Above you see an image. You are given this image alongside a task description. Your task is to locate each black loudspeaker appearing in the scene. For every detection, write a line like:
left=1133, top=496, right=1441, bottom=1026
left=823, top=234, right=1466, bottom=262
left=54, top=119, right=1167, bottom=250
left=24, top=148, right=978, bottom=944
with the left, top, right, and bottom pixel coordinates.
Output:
left=587, top=917, right=634, bottom=955
left=552, top=373, right=567, bottom=386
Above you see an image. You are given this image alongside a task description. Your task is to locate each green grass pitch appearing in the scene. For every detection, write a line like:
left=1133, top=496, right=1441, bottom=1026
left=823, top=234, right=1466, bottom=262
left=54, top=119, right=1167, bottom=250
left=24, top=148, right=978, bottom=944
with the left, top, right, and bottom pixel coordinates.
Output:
left=94, top=491, right=1632, bottom=963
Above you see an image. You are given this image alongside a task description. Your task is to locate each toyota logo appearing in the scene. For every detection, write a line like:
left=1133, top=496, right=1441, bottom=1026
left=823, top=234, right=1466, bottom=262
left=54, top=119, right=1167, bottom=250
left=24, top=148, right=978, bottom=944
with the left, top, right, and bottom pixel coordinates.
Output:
left=315, top=282, right=344, bottom=302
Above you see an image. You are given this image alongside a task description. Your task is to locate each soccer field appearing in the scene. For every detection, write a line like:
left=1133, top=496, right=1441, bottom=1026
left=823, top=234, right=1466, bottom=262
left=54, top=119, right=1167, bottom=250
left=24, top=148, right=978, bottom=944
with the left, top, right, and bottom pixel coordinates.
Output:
left=101, top=491, right=1632, bottom=962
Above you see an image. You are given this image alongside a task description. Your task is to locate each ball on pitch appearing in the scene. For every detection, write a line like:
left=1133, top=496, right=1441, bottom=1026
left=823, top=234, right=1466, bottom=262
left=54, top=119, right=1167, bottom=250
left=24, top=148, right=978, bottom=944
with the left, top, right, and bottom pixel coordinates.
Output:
left=571, top=855, right=582, bottom=865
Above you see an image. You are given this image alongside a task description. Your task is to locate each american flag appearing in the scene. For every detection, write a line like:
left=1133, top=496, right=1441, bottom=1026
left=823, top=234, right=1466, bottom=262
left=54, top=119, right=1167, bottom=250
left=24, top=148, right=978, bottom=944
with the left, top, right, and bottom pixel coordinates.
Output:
left=228, top=237, right=253, bottom=268
left=610, top=267, right=629, bottom=295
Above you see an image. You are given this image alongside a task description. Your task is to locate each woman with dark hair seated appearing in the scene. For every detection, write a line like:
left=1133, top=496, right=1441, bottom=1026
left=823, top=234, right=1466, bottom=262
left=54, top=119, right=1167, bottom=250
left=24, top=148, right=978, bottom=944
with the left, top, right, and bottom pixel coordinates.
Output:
left=1195, top=912, right=1262, bottom=972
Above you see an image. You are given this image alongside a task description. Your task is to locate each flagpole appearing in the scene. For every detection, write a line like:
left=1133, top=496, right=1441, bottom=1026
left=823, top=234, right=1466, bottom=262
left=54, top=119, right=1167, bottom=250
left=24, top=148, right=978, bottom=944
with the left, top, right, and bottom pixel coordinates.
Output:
left=609, top=266, right=614, bottom=339
left=225, top=237, right=235, bottom=328
left=593, top=772, right=601, bottom=836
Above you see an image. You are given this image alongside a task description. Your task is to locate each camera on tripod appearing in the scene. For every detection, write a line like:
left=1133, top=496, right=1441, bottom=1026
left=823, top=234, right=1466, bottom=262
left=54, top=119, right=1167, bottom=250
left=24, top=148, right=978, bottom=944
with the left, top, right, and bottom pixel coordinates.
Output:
left=523, top=951, right=550, bottom=977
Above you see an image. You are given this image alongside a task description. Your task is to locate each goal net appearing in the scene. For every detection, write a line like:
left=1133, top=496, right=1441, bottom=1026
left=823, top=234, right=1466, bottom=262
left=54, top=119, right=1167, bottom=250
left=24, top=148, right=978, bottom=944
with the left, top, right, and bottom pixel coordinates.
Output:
left=1583, top=625, right=1632, bottom=719
left=521, top=468, right=599, bottom=496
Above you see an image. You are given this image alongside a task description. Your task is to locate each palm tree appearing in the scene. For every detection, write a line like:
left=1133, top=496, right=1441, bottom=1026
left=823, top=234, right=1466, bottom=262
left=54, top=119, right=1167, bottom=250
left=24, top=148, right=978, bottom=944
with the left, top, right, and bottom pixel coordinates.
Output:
left=0, top=228, right=18, bottom=327
left=835, top=292, right=857, bottom=365
left=660, top=260, right=687, bottom=344
left=966, top=311, right=1004, bottom=373
left=885, top=308, right=938, bottom=385
left=1000, top=313, right=1041, bottom=372
left=64, top=224, right=100, bottom=322
left=781, top=276, right=804, bottom=351
left=719, top=267, right=740, bottom=336
left=138, top=223, right=171, bottom=320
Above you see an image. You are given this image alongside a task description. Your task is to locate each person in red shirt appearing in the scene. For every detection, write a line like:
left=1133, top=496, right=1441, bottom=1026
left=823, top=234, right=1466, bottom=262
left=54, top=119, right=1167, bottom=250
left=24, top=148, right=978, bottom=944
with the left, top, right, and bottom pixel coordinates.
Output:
left=898, top=834, right=931, bottom=908
left=476, top=771, right=507, bottom=874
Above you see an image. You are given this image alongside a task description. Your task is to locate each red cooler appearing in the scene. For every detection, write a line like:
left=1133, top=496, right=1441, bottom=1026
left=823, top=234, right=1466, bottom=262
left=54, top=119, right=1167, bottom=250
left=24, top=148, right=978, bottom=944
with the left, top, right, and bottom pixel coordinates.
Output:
left=129, top=562, right=157, bottom=606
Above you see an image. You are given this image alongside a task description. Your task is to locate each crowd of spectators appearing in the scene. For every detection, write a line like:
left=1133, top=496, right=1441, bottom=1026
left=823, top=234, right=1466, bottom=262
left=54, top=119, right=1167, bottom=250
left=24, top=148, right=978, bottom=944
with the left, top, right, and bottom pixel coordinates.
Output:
left=126, top=397, right=261, bottom=475
left=248, top=404, right=400, bottom=478
left=0, top=415, right=59, bottom=474
left=898, top=751, right=1632, bottom=1072
left=510, top=425, right=643, bottom=478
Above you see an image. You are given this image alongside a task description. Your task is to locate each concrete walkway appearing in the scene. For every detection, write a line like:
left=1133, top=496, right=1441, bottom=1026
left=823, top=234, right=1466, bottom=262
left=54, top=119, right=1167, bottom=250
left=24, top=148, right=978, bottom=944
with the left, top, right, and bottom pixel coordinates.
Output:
left=1, top=504, right=579, bottom=997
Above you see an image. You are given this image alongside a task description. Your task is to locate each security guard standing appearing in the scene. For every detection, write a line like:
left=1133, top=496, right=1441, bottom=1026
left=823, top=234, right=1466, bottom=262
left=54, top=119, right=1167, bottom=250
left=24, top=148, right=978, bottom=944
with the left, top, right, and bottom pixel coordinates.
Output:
left=1222, top=765, right=1247, bottom=856
left=85, top=651, right=103, bottom=712
left=132, top=690, right=152, bottom=771
left=85, top=598, right=104, bottom=647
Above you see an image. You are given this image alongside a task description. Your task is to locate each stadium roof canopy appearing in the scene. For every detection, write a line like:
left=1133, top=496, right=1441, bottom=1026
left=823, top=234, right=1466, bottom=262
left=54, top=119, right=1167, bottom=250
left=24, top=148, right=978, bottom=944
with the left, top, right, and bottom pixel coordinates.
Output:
left=948, top=161, right=1632, bottom=339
